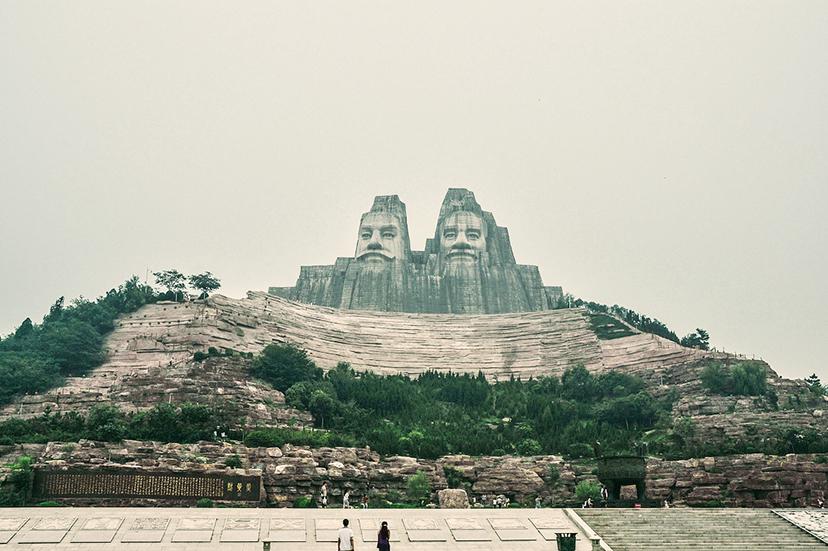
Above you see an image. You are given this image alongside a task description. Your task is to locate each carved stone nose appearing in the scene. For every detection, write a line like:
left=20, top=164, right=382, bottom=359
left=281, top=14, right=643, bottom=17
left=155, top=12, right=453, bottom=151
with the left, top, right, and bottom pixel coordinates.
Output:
left=452, top=233, right=472, bottom=249
left=368, top=232, right=383, bottom=250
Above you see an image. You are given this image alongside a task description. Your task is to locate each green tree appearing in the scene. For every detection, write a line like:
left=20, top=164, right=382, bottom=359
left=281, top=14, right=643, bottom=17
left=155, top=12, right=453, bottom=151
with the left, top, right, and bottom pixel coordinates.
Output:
left=13, top=318, right=34, bottom=340
left=43, top=297, right=64, bottom=324
left=731, top=361, right=767, bottom=396
left=36, top=320, right=104, bottom=376
left=518, top=438, right=542, bottom=456
left=700, top=362, right=731, bottom=394
left=561, top=364, right=596, bottom=402
left=0, top=353, right=60, bottom=406
left=681, top=329, right=710, bottom=350
left=153, top=270, right=187, bottom=301
left=250, top=344, right=323, bottom=393
left=188, top=272, right=221, bottom=298
left=86, top=404, right=124, bottom=441
left=308, top=389, right=337, bottom=429
left=406, top=470, right=432, bottom=506
left=805, top=374, right=824, bottom=396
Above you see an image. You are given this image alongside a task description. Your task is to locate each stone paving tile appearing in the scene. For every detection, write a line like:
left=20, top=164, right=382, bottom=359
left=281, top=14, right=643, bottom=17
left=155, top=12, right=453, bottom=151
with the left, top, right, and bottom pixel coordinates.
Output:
left=775, top=510, right=828, bottom=544
left=219, top=529, right=258, bottom=542
left=0, top=519, right=27, bottom=532
left=446, top=517, right=483, bottom=530
left=403, top=517, right=442, bottom=530
left=0, top=532, right=16, bottom=544
left=314, top=518, right=342, bottom=530
left=489, top=517, right=526, bottom=529
left=72, top=530, right=118, bottom=543
left=407, top=529, right=447, bottom=542
left=266, top=530, right=306, bottom=542
left=495, top=528, right=539, bottom=541
left=529, top=516, right=574, bottom=529
left=359, top=518, right=401, bottom=542
left=33, top=518, right=76, bottom=531
left=18, top=530, right=68, bottom=544
left=223, top=518, right=258, bottom=531
left=315, top=530, right=340, bottom=542
left=177, top=518, right=215, bottom=531
left=452, top=529, right=491, bottom=541
left=129, top=518, right=169, bottom=531
left=81, top=518, right=123, bottom=531
left=121, top=529, right=166, bottom=543
left=171, top=530, right=213, bottom=543
left=269, top=518, right=304, bottom=531
left=266, top=517, right=306, bottom=542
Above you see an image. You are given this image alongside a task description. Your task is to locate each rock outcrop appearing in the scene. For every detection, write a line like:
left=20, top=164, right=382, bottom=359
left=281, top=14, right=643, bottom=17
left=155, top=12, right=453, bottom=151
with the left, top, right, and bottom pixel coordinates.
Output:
left=5, top=441, right=827, bottom=509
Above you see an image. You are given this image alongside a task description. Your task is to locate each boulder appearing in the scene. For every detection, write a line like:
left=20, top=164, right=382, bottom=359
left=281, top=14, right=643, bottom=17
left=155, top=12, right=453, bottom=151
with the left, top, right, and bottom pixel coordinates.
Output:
left=438, top=488, right=469, bottom=508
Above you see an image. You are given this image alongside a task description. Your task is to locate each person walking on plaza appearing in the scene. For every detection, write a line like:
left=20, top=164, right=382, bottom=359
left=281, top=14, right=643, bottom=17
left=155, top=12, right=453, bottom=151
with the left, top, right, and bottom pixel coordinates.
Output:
left=535, top=495, right=542, bottom=508
left=321, top=481, right=328, bottom=508
left=362, top=494, right=369, bottom=509
left=343, top=491, right=350, bottom=509
left=338, top=519, right=355, bottom=551
left=376, top=520, right=391, bottom=551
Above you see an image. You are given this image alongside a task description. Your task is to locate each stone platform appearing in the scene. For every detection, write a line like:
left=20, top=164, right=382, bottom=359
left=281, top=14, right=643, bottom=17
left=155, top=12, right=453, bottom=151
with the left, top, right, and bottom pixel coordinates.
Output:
left=0, top=507, right=591, bottom=550
left=2, top=507, right=828, bottom=550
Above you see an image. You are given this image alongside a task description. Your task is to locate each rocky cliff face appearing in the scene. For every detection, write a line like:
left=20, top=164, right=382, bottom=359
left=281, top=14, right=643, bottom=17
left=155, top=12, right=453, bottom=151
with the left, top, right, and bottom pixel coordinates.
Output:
left=647, top=454, right=828, bottom=507
left=4, top=441, right=826, bottom=509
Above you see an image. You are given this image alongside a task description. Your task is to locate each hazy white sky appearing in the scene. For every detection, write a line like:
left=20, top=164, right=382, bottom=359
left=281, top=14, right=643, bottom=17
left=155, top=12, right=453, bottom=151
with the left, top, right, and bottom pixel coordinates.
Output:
left=1, top=2, right=826, bottom=383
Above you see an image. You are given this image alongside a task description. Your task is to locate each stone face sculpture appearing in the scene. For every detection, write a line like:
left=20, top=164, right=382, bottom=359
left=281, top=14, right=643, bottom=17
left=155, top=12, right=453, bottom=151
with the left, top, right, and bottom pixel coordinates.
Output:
left=269, top=189, right=562, bottom=313
left=354, top=196, right=411, bottom=263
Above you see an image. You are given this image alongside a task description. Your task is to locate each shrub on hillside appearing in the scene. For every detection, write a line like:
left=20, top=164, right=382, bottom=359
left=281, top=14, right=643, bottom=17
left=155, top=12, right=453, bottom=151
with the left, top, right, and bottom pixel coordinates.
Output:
left=250, top=344, right=322, bottom=392
left=574, top=480, right=601, bottom=502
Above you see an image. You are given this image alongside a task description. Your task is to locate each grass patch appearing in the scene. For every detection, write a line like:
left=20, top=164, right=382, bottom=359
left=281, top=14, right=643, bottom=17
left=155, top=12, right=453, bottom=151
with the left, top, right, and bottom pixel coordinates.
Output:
left=588, top=314, right=637, bottom=340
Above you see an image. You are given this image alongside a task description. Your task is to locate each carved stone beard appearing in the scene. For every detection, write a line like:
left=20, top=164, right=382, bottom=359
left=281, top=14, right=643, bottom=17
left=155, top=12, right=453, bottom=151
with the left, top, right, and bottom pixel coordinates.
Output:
left=440, top=258, right=486, bottom=314
left=342, top=260, right=410, bottom=312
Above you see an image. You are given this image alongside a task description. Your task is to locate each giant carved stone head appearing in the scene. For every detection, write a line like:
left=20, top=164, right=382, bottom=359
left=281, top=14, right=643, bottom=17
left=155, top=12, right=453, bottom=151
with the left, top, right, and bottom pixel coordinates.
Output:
left=354, top=195, right=411, bottom=263
left=439, top=210, right=488, bottom=263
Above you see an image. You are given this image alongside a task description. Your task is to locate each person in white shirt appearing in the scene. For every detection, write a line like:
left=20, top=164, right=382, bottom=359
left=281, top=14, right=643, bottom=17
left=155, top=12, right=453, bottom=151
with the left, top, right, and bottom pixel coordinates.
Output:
left=338, top=519, right=355, bottom=551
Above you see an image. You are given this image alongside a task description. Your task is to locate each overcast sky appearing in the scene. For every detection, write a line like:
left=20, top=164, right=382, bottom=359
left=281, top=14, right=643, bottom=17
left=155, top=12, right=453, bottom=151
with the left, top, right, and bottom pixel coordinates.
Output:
left=1, top=2, right=826, bottom=383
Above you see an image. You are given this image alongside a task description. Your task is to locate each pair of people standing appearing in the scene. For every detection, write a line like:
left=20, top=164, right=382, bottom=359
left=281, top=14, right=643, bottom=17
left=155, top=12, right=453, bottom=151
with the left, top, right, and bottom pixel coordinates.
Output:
left=337, top=519, right=390, bottom=551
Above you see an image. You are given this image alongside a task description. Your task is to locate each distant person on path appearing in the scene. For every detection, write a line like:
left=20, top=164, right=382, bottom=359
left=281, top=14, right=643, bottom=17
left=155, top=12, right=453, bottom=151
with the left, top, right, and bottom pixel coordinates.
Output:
left=343, top=491, right=350, bottom=509
left=338, top=519, right=355, bottom=551
left=321, top=481, right=328, bottom=508
left=535, top=495, right=541, bottom=508
left=376, top=520, right=391, bottom=551
left=362, top=494, right=369, bottom=509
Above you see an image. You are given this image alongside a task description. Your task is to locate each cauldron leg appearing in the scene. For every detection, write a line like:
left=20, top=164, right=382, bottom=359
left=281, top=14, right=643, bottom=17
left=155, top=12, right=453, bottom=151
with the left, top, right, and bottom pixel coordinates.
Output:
left=635, top=481, right=645, bottom=501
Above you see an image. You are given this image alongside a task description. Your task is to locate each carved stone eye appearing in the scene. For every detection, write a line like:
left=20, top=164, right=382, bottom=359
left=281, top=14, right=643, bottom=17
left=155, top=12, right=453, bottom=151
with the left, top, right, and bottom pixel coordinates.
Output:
left=383, top=232, right=395, bottom=239
left=444, top=232, right=456, bottom=239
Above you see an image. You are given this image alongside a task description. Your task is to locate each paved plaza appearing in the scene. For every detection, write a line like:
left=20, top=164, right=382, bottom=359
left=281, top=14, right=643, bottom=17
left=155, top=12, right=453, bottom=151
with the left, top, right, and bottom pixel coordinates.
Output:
left=0, top=507, right=594, bottom=550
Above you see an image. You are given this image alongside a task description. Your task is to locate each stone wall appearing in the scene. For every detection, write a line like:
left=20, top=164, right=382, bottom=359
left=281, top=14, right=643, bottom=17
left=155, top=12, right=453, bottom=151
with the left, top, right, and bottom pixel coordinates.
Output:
left=4, top=441, right=827, bottom=509
left=646, top=454, right=828, bottom=508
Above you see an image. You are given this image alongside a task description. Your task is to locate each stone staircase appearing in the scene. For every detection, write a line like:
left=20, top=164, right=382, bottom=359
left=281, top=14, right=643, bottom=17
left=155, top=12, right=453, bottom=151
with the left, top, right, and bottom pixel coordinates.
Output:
left=576, top=509, right=827, bottom=550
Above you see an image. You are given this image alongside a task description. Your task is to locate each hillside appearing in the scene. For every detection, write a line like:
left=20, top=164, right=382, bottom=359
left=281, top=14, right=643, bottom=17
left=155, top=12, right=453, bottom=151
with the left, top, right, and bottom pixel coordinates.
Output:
left=0, top=292, right=822, bottom=451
